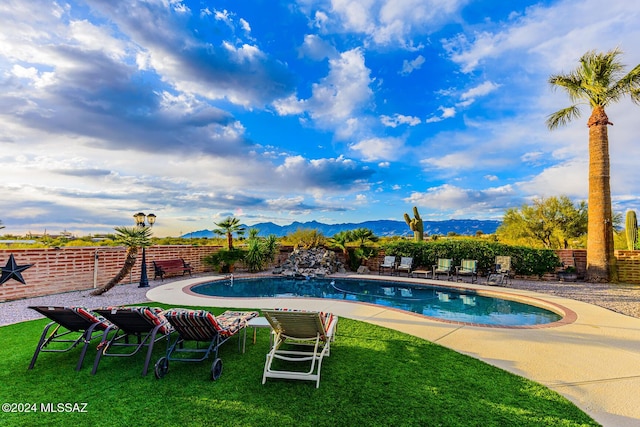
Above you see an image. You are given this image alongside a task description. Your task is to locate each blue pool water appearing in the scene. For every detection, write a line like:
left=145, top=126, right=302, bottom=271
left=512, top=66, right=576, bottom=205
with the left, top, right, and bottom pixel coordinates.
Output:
left=191, top=277, right=562, bottom=327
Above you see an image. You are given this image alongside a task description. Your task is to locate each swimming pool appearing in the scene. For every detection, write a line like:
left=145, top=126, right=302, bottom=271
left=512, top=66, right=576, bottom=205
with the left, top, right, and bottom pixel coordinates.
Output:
left=190, top=277, right=563, bottom=327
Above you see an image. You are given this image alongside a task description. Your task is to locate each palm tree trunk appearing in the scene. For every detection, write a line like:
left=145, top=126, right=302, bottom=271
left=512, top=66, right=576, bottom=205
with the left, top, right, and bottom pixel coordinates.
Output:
left=90, top=247, right=139, bottom=296
left=586, top=106, right=617, bottom=282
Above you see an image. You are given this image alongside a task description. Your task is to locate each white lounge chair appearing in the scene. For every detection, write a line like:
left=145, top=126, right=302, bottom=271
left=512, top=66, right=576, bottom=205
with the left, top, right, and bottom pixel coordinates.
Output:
left=378, top=256, right=397, bottom=275
left=262, top=309, right=338, bottom=388
left=395, top=257, right=413, bottom=276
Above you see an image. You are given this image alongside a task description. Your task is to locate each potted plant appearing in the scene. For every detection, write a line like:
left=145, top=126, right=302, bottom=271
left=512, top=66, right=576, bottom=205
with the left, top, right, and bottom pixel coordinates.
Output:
left=558, top=265, right=578, bottom=282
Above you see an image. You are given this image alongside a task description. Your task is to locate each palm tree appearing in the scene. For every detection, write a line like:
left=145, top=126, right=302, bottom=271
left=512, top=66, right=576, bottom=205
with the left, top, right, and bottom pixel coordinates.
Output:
left=547, top=48, right=640, bottom=282
left=90, top=226, right=153, bottom=296
left=350, top=228, right=379, bottom=248
left=213, top=216, right=245, bottom=250
left=328, top=230, right=353, bottom=265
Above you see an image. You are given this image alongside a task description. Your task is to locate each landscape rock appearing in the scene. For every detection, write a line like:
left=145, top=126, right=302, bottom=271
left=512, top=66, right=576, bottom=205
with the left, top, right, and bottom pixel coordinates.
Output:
left=275, top=248, right=344, bottom=278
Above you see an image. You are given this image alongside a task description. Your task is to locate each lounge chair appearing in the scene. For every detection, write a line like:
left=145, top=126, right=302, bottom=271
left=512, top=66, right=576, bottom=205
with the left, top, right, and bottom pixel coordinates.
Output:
left=28, top=306, right=112, bottom=371
left=395, top=257, right=413, bottom=276
left=455, top=259, right=478, bottom=283
left=432, top=258, right=453, bottom=280
left=91, top=306, right=173, bottom=376
left=486, top=256, right=512, bottom=286
left=154, top=309, right=258, bottom=380
left=262, top=309, right=338, bottom=388
left=378, top=256, right=397, bottom=275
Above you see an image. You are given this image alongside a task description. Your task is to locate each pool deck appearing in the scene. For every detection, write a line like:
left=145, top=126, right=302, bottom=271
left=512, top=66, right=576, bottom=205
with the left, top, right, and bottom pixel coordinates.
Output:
left=147, top=274, right=640, bottom=427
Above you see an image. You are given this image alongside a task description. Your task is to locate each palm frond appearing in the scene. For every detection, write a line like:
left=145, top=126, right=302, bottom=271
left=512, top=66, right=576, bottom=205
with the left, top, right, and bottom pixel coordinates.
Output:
left=113, top=225, right=153, bottom=247
left=546, top=105, right=581, bottom=130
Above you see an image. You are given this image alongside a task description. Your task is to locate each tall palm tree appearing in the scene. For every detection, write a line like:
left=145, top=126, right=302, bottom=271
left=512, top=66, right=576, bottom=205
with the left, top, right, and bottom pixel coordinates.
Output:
left=213, top=216, right=245, bottom=250
left=90, top=226, right=153, bottom=296
left=547, top=48, right=640, bottom=282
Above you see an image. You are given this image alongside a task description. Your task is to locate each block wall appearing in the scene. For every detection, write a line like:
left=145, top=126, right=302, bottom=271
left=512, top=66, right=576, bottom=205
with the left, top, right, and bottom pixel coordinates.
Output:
left=615, top=250, right=640, bottom=284
left=0, top=246, right=222, bottom=302
left=2, top=246, right=638, bottom=302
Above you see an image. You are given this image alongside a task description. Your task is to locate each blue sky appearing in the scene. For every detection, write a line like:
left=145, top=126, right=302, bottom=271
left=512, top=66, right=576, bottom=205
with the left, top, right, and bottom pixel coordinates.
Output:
left=1, top=0, right=639, bottom=237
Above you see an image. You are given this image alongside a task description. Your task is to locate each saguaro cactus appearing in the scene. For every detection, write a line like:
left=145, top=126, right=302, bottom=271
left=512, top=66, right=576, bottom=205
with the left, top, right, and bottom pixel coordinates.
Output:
left=404, top=206, right=424, bottom=241
left=626, top=210, right=638, bottom=250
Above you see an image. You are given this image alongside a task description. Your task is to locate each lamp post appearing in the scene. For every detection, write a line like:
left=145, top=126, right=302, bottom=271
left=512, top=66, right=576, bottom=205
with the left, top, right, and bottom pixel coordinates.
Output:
left=134, top=212, right=156, bottom=288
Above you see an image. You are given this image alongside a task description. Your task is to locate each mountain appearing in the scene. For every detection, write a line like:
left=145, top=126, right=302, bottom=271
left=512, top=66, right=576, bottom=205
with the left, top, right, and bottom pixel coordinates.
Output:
left=181, top=219, right=501, bottom=239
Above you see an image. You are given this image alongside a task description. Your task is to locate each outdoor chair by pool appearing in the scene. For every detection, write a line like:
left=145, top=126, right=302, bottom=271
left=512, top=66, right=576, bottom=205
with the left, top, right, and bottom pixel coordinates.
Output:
left=378, top=256, right=397, bottom=275
left=28, top=306, right=112, bottom=371
left=455, top=259, right=478, bottom=284
left=262, top=309, right=338, bottom=388
left=395, top=257, right=414, bottom=276
left=432, top=258, right=453, bottom=280
left=486, top=256, right=512, bottom=286
left=91, top=306, right=173, bottom=376
left=154, top=308, right=258, bottom=380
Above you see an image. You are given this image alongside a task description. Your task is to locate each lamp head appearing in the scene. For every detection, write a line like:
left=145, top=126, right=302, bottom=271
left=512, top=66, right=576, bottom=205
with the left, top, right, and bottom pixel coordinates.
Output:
left=133, top=212, right=146, bottom=226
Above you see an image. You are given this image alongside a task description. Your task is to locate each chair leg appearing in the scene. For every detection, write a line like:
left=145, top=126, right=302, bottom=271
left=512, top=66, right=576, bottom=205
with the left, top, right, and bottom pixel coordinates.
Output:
left=75, top=323, right=100, bottom=371
left=28, top=322, right=57, bottom=370
left=142, top=326, right=163, bottom=377
left=91, top=326, right=115, bottom=375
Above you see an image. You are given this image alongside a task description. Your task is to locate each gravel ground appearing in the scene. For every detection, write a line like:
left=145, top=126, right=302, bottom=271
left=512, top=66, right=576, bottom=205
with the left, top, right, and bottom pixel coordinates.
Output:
left=1, top=274, right=639, bottom=327
left=508, top=278, right=640, bottom=318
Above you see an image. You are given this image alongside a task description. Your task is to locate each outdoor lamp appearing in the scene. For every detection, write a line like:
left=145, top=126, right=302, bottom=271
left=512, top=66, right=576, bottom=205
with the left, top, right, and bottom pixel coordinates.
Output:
left=134, top=212, right=146, bottom=227
left=133, top=212, right=155, bottom=288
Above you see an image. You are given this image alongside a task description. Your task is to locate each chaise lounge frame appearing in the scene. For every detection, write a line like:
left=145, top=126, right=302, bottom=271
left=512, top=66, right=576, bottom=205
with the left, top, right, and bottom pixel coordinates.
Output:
left=91, top=306, right=173, bottom=376
left=154, top=309, right=258, bottom=380
left=28, top=306, right=111, bottom=371
left=262, top=309, right=338, bottom=388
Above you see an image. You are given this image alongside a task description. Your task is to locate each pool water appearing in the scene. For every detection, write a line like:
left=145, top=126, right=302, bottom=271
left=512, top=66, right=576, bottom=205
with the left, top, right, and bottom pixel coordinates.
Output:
left=191, top=277, right=562, bottom=327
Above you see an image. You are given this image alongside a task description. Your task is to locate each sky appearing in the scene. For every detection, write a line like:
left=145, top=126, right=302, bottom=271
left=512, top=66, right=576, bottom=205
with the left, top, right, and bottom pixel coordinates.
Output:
left=0, top=0, right=639, bottom=237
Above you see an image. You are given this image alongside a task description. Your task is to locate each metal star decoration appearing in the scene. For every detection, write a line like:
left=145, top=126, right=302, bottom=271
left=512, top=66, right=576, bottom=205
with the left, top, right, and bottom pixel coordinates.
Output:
left=0, top=254, right=34, bottom=285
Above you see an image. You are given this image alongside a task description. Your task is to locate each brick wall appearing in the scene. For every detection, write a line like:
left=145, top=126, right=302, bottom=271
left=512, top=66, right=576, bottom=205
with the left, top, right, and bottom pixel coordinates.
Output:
left=616, top=250, right=640, bottom=284
left=0, top=246, right=222, bottom=302
left=555, top=249, right=587, bottom=278
left=2, top=246, right=638, bottom=302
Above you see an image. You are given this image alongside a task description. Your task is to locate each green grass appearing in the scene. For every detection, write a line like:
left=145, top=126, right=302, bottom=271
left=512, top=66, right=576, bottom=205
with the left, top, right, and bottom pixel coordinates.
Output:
left=1, top=305, right=598, bottom=427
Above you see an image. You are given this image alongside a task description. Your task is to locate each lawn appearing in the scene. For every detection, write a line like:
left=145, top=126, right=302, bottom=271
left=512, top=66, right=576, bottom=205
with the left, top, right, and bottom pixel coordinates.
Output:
left=0, top=304, right=598, bottom=427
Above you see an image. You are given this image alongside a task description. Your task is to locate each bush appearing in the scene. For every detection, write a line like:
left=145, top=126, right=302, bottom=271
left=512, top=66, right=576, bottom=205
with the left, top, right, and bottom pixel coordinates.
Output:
left=202, top=248, right=246, bottom=273
left=381, top=239, right=561, bottom=277
left=243, top=235, right=279, bottom=273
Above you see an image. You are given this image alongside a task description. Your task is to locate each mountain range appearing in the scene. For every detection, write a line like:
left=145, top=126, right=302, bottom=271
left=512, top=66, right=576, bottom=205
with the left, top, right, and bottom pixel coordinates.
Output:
left=181, top=219, right=501, bottom=239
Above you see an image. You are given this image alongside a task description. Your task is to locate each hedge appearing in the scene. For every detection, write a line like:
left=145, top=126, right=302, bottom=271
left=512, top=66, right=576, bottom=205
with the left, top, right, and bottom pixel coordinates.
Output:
left=381, top=240, right=561, bottom=277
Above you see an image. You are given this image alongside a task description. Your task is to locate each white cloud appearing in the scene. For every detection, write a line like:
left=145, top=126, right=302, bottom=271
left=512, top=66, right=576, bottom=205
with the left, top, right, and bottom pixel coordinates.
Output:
left=426, top=106, right=456, bottom=123
left=406, top=184, right=517, bottom=215
left=399, top=55, right=425, bottom=75
left=459, top=81, right=500, bottom=103
left=380, top=113, right=421, bottom=127
left=239, top=18, right=251, bottom=33
left=442, top=0, right=640, bottom=74
left=273, top=48, right=374, bottom=138
left=323, top=0, right=467, bottom=47
left=350, top=136, right=403, bottom=162
left=298, top=34, right=338, bottom=60
left=420, top=151, right=475, bottom=171
left=517, top=160, right=588, bottom=198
